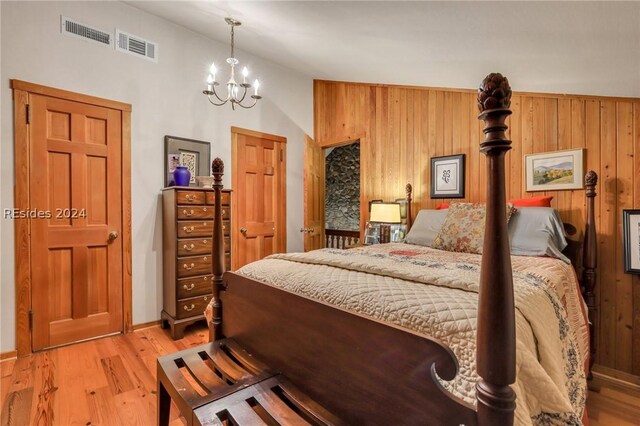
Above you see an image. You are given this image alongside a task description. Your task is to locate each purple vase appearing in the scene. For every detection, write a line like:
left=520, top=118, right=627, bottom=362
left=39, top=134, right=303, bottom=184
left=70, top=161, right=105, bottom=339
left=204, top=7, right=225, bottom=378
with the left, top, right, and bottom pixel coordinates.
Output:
left=173, top=165, right=191, bottom=187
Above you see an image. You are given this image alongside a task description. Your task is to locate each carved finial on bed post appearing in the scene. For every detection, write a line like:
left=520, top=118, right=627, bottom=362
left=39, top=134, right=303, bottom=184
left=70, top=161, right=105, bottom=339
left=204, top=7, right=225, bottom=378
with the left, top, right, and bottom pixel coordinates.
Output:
left=405, top=183, right=413, bottom=230
left=476, top=73, right=516, bottom=426
left=210, top=158, right=225, bottom=341
left=583, top=170, right=598, bottom=378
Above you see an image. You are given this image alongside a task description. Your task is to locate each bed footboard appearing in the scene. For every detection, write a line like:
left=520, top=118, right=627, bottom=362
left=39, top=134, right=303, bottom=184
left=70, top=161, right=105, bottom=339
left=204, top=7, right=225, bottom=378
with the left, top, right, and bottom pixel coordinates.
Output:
left=221, top=272, right=477, bottom=426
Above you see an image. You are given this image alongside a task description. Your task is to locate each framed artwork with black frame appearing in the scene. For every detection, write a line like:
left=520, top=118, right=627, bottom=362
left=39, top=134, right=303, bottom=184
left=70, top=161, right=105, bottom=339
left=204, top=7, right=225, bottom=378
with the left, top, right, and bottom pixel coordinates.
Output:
left=164, top=135, right=211, bottom=187
left=430, top=154, right=465, bottom=198
left=623, top=209, right=640, bottom=274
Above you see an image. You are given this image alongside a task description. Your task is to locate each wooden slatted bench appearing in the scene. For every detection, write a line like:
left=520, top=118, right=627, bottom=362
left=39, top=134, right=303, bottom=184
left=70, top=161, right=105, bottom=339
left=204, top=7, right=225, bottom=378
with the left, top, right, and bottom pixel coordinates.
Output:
left=157, top=338, right=342, bottom=426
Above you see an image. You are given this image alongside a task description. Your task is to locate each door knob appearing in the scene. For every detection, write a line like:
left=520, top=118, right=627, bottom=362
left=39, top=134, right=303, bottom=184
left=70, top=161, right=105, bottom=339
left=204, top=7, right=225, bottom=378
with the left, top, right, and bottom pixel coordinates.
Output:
left=108, top=231, right=118, bottom=242
left=240, top=227, right=248, bottom=234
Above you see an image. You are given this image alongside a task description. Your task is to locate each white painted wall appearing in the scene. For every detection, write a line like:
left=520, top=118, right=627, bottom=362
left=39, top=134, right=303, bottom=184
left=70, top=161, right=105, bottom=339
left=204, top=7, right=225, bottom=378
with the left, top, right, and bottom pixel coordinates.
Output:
left=0, top=1, right=312, bottom=352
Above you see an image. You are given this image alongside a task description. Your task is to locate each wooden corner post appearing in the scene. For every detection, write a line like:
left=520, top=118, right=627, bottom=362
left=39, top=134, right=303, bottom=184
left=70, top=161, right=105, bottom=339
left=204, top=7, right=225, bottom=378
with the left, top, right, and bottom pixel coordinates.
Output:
left=583, top=170, right=598, bottom=376
left=405, top=183, right=413, bottom=230
left=476, top=73, right=516, bottom=425
left=210, top=158, right=225, bottom=341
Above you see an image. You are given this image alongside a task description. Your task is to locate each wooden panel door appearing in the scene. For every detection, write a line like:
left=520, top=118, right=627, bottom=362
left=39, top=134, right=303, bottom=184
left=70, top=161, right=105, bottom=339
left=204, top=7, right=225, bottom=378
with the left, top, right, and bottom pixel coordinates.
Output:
left=30, top=94, right=123, bottom=350
left=303, top=136, right=325, bottom=251
left=232, top=128, right=286, bottom=269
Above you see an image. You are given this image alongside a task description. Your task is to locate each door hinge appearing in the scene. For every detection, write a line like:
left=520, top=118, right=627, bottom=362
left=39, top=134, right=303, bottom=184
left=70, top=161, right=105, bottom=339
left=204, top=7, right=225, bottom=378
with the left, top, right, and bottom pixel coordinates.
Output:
left=280, top=149, right=283, bottom=162
left=26, top=104, right=31, bottom=125
left=28, top=310, right=33, bottom=330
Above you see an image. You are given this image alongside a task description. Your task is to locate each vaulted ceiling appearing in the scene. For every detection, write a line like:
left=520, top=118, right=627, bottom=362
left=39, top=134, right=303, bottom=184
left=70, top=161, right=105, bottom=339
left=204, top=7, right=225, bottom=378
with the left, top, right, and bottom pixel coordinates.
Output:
left=126, top=1, right=640, bottom=97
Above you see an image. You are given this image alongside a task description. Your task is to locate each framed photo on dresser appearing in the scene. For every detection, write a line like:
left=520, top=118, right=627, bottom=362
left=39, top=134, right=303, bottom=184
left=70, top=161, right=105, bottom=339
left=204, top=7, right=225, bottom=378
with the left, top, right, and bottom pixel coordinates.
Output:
left=164, top=135, right=211, bottom=187
left=623, top=209, right=640, bottom=274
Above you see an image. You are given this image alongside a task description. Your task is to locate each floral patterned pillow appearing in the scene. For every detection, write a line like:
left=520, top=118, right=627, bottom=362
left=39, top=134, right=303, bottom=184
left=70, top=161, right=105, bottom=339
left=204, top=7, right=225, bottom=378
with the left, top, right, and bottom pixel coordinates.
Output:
left=432, top=202, right=516, bottom=254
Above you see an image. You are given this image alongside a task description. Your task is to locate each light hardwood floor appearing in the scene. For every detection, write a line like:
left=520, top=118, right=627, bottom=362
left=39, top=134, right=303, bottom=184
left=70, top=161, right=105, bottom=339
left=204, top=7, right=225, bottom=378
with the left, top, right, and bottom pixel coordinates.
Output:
left=1, top=324, right=639, bottom=425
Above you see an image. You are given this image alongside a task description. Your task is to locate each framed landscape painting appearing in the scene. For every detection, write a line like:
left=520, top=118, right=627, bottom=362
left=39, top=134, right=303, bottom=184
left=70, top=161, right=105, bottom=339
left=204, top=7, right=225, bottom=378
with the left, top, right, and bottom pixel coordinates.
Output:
left=524, top=148, right=584, bottom=192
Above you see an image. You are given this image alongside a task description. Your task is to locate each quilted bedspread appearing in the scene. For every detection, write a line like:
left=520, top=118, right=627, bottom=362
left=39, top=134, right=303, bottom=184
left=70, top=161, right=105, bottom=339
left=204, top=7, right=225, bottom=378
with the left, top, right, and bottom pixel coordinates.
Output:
left=232, top=243, right=589, bottom=425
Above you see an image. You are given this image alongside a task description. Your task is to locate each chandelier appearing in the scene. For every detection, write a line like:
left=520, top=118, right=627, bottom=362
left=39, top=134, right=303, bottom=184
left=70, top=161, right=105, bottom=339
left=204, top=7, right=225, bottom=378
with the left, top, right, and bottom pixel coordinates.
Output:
left=203, top=18, right=261, bottom=110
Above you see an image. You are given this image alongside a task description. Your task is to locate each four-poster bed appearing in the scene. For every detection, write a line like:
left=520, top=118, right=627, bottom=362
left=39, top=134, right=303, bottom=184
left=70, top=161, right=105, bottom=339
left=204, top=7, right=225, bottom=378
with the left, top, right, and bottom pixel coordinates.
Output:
left=158, top=73, right=599, bottom=426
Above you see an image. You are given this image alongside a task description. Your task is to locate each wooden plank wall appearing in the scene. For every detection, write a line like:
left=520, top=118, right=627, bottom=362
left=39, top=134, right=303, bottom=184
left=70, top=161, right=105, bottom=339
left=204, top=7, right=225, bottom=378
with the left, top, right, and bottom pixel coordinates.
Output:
left=313, top=80, right=640, bottom=378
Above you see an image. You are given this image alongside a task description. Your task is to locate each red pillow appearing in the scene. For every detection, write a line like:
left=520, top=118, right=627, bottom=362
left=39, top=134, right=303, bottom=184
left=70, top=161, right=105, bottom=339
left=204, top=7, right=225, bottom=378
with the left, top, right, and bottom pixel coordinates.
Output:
left=507, top=196, right=553, bottom=207
left=436, top=202, right=450, bottom=210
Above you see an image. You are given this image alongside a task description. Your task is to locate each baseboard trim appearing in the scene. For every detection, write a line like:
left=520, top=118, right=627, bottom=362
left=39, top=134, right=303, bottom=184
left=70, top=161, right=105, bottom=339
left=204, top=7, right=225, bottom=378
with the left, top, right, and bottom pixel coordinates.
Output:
left=592, top=364, right=640, bottom=393
left=0, top=350, right=17, bottom=362
left=0, top=321, right=162, bottom=361
left=132, top=320, right=162, bottom=331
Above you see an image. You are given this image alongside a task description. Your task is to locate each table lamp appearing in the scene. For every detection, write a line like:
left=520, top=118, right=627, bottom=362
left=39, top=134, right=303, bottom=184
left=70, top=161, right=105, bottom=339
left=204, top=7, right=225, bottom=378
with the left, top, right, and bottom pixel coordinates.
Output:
left=369, top=202, right=402, bottom=243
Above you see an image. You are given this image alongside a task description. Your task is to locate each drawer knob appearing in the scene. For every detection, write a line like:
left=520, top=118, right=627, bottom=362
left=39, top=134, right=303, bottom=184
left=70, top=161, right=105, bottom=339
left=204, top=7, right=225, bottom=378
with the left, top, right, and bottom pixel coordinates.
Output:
left=183, top=209, right=194, bottom=217
left=183, top=226, right=194, bottom=233
left=203, top=296, right=208, bottom=302
left=183, top=304, right=195, bottom=312
left=202, top=222, right=208, bottom=226
left=183, top=243, right=195, bottom=251
left=203, top=256, right=208, bottom=261
left=183, top=263, right=195, bottom=270
left=203, top=207, right=207, bottom=212
left=183, top=283, right=195, bottom=291
left=222, top=209, right=226, bottom=216
left=203, top=239, right=208, bottom=244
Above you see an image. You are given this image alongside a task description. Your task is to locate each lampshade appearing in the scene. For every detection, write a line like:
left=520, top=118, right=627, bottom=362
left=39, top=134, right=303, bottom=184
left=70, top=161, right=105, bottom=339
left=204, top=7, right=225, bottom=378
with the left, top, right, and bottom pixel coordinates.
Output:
left=369, top=203, right=401, bottom=224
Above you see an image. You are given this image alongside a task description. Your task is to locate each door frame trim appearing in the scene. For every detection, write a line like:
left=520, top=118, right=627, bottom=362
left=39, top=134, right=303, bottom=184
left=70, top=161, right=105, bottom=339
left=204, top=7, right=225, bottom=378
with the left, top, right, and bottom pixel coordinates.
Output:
left=11, top=80, right=133, bottom=356
left=315, top=136, right=365, bottom=243
left=231, top=127, right=287, bottom=270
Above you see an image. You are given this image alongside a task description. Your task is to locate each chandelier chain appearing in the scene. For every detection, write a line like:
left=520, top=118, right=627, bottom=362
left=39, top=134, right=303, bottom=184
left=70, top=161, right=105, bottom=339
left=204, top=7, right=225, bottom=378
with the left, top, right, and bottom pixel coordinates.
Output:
left=230, top=25, right=235, bottom=59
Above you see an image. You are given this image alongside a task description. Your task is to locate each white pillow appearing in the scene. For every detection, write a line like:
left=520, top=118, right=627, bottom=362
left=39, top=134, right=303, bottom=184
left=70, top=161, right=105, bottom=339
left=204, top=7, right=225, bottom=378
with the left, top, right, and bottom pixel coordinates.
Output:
left=404, top=209, right=449, bottom=247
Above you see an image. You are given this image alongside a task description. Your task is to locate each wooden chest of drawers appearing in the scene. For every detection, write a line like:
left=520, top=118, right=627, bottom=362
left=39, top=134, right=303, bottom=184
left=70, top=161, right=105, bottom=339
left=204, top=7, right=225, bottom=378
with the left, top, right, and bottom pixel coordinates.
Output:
left=161, top=187, right=231, bottom=339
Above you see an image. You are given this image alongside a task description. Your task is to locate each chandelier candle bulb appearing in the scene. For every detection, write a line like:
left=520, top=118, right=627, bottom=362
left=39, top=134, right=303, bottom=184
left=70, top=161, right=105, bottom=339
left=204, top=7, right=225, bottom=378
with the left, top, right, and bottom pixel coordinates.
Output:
left=254, top=79, right=259, bottom=96
left=209, top=63, right=216, bottom=82
left=206, top=74, right=214, bottom=91
left=242, top=66, right=248, bottom=84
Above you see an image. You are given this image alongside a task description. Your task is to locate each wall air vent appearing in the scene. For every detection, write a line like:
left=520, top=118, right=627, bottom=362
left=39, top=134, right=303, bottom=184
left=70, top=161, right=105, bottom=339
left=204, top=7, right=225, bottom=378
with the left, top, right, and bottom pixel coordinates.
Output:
left=60, top=16, right=112, bottom=47
left=116, top=30, right=158, bottom=62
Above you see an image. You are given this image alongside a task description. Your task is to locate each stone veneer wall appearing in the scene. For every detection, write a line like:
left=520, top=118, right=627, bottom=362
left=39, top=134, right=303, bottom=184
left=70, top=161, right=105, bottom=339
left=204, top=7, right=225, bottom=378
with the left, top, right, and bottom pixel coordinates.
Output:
left=325, top=143, right=360, bottom=231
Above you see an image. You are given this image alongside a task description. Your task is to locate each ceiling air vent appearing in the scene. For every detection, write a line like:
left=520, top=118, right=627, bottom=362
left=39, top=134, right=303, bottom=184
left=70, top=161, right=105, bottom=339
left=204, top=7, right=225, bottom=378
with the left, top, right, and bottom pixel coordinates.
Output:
left=60, top=16, right=112, bottom=47
left=116, top=30, right=158, bottom=62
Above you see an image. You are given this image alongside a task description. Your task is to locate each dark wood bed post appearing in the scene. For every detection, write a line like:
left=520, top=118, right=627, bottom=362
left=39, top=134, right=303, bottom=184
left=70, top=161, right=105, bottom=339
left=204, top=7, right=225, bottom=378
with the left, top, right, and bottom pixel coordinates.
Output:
left=476, top=73, right=516, bottom=426
left=209, top=158, right=225, bottom=341
left=583, top=170, right=598, bottom=376
left=405, top=183, right=413, bottom=230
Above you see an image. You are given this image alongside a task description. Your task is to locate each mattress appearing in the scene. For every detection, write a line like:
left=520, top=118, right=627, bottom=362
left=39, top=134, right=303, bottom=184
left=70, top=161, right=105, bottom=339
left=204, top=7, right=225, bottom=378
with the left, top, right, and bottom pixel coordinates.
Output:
left=231, top=243, right=589, bottom=425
